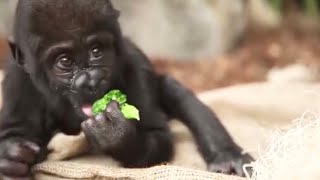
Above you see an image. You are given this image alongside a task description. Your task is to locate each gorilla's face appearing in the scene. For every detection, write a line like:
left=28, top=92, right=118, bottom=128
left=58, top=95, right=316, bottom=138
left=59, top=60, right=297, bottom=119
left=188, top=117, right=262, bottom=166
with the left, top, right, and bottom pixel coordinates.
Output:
left=43, top=30, right=117, bottom=117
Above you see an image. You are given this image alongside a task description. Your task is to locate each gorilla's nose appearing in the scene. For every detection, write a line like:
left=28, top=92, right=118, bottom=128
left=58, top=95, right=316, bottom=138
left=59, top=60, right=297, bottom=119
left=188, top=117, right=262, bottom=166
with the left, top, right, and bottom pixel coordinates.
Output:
left=73, top=69, right=106, bottom=93
left=88, top=69, right=105, bottom=82
left=74, top=72, right=90, bottom=90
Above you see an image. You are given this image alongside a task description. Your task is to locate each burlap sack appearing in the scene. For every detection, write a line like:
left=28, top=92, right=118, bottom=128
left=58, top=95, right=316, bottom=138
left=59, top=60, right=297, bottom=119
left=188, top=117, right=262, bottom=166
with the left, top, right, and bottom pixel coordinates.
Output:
left=34, top=162, right=246, bottom=180
left=26, top=81, right=320, bottom=180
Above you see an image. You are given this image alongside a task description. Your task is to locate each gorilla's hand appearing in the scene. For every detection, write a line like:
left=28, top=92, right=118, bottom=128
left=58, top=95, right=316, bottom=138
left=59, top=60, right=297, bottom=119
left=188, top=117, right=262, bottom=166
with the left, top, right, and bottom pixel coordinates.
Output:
left=0, top=138, right=40, bottom=180
left=81, top=101, right=137, bottom=151
left=208, top=151, right=254, bottom=177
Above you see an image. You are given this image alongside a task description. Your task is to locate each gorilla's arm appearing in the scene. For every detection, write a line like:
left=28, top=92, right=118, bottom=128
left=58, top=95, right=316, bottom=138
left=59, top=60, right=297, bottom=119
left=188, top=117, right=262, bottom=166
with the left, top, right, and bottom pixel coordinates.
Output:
left=0, top=62, right=55, bottom=178
left=121, top=39, right=253, bottom=175
left=159, top=75, right=254, bottom=175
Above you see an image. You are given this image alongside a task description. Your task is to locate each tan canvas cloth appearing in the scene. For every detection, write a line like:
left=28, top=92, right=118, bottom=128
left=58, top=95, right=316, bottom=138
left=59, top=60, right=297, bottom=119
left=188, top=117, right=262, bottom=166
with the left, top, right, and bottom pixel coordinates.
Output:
left=0, top=70, right=319, bottom=179
left=34, top=162, right=246, bottom=180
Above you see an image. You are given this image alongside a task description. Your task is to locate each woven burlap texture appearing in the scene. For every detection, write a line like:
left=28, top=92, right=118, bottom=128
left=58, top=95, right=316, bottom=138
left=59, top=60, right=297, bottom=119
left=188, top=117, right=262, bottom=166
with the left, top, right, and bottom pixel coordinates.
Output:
left=33, top=162, right=245, bottom=180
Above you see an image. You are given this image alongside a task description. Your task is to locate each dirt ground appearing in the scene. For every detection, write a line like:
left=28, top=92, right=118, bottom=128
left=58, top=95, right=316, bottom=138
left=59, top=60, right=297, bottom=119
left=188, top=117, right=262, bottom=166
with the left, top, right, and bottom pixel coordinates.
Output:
left=0, top=17, right=319, bottom=93
left=152, top=19, right=320, bottom=93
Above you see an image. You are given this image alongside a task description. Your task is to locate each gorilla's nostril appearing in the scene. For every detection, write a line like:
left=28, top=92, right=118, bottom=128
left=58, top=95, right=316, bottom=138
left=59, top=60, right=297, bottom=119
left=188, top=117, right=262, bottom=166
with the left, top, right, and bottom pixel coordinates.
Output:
left=89, top=79, right=99, bottom=88
left=74, top=73, right=90, bottom=89
left=89, top=69, right=104, bottom=79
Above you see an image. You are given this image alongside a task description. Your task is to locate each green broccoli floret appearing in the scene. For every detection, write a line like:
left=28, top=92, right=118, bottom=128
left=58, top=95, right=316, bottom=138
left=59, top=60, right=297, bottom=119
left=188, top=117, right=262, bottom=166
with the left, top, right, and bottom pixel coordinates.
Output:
left=103, top=90, right=127, bottom=105
left=91, top=98, right=108, bottom=117
left=92, top=90, right=140, bottom=121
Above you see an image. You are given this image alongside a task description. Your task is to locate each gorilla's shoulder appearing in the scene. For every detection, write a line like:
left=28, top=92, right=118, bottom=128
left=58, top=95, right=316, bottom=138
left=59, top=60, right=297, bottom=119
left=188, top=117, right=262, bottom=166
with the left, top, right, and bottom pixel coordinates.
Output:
left=121, top=37, right=153, bottom=70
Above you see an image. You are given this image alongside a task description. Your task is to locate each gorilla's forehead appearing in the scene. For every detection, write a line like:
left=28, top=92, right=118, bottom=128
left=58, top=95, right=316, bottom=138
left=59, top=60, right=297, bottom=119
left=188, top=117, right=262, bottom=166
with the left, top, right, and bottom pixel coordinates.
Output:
left=16, top=0, right=117, bottom=39
left=31, top=1, right=114, bottom=31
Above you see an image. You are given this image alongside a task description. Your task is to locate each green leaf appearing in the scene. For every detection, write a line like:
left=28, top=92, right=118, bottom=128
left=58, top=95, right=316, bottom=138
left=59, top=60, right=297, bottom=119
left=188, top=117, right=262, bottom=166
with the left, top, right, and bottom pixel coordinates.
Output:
left=120, top=103, right=140, bottom=121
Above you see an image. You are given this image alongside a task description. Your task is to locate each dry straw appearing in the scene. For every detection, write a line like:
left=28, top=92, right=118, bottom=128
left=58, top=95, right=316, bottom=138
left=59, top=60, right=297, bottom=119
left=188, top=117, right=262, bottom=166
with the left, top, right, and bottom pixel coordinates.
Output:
left=244, top=109, right=320, bottom=180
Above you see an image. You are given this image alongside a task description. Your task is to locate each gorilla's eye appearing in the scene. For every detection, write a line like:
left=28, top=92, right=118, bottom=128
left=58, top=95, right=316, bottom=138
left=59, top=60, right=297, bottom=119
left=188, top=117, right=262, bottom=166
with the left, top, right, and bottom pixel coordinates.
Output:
left=56, top=54, right=74, bottom=69
left=90, top=45, right=104, bottom=59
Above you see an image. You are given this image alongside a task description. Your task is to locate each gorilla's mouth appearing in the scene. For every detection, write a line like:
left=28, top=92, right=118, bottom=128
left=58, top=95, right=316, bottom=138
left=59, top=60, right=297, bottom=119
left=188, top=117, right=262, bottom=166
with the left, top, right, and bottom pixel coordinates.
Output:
left=81, top=105, right=93, bottom=117
left=70, top=87, right=109, bottom=118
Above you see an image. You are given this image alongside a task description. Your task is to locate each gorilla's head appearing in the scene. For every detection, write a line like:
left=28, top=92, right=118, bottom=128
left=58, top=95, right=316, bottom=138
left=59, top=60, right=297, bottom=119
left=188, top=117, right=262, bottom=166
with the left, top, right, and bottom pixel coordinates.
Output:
left=10, top=0, right=124, bottom=117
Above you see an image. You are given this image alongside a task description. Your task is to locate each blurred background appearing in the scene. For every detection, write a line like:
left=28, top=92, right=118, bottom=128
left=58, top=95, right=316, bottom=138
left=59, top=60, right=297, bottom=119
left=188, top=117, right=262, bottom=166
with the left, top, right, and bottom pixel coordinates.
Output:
left=0, top=0, right=319, bottom=93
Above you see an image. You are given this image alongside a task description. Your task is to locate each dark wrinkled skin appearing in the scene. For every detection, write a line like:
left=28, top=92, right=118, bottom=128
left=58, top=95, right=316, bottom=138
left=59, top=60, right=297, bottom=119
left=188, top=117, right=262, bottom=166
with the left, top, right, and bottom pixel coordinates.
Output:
left=0, top=0, right=254, bottom=179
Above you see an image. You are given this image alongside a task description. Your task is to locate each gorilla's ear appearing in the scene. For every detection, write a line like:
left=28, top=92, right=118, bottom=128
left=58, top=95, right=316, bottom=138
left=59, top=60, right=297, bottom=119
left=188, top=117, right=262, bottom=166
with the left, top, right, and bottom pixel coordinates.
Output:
left=8, top=36, right=24, bottom=66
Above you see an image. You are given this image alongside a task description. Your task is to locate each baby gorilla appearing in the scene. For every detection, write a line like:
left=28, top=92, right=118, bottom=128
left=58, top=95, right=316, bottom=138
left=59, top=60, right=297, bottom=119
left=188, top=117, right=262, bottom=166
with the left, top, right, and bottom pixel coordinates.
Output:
left=0, top=0, right=254, bottom=179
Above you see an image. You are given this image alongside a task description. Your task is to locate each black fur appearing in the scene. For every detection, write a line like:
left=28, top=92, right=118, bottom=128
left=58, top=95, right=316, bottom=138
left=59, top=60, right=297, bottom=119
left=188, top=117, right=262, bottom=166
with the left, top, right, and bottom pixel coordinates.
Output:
left=0, top=0, right=253, bottom=179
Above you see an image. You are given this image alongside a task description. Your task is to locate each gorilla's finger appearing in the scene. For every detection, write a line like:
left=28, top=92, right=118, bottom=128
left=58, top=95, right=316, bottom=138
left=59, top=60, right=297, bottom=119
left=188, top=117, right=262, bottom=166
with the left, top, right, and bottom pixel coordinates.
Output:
left=235, top=153, right=254, bottom=177
left=94, top=113, right=109, bottom=126
left=0, top=159, right=29, bottom=176
left=105, top=101, right=125, bottom=121
left=86, top=118, right=96, bottom=128
left=233, top=162, right=245, bottom=177
left=93, top=113, right=113, bottom=135
left=237, top=158, right=254, bottom=177
left=208, top=163, right=233, bottom=175
left=7, top=144, right=38, bottom=163
left=21, top=142, right=40, bottom=153
left=81, top=119, right=101, bottom=147
left=81, top=118, right=96, bottom=135
left=241, top=164, right=253, bottom=178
